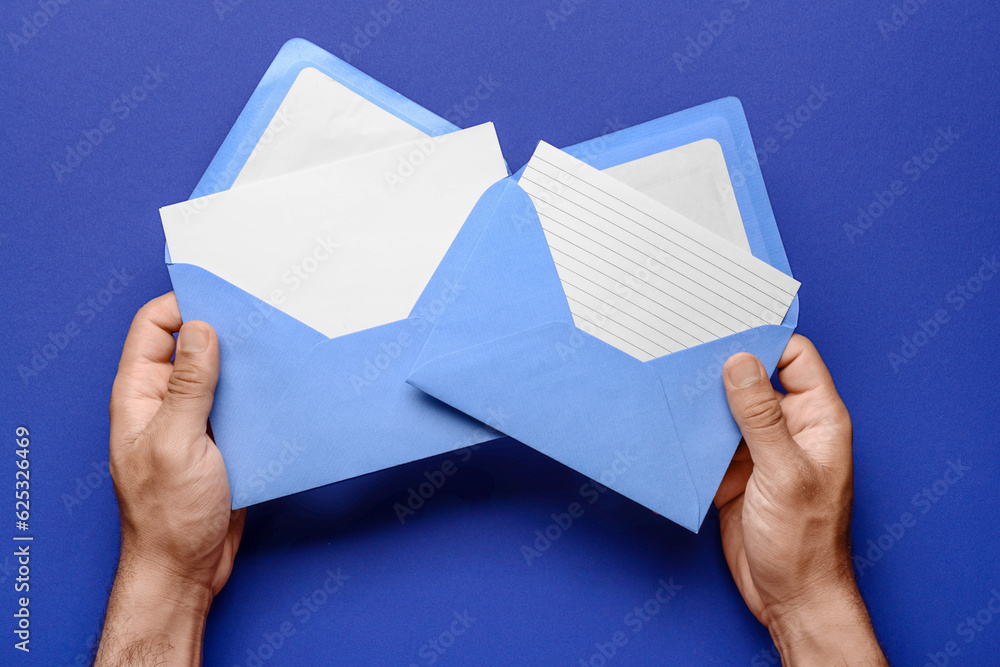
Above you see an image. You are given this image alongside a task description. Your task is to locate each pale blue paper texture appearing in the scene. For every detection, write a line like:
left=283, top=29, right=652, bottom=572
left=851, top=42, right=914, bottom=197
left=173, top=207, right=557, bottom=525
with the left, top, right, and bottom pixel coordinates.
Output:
left=166, top=39, right=798, bottom=524
left=408, top=98, right=799, bottom=531
left=166, top=39, right=502, bottom=508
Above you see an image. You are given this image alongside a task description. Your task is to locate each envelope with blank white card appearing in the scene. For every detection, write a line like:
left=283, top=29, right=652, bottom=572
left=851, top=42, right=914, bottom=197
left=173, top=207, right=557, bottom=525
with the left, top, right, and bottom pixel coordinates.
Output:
left=161, top=38, right=799, bottom=532
left=160, top=40, right=509, bottom=508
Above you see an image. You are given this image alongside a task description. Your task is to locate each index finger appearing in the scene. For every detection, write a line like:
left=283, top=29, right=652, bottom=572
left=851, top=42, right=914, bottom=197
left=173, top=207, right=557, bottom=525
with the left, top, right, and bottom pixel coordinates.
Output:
left=110, top=293, right=185, bottom=443
left=117, top=292, right=183, bottom=373
left=776, top=334, right=840, bottom=400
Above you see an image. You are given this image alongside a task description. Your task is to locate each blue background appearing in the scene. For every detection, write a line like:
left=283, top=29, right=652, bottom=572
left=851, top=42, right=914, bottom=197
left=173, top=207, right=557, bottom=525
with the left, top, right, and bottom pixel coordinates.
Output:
left=2, top=1, right=998, bottom=665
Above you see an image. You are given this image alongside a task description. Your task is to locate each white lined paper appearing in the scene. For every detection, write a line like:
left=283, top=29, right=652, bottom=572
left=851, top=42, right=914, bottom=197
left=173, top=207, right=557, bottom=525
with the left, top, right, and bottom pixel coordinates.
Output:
left=521, top=141, right=800, bottom=361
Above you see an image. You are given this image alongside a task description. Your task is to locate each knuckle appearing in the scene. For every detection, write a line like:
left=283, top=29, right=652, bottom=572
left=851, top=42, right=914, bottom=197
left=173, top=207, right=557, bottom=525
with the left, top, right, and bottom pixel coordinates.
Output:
left=791, top=332, right=812, bottom=348
left=741, top=397, right=785, bottom=432
left=138, top=294, right=171, bottom=320
left=130, top=301, right=159, bottom=332
left=166, top=366, right=205, bottom=401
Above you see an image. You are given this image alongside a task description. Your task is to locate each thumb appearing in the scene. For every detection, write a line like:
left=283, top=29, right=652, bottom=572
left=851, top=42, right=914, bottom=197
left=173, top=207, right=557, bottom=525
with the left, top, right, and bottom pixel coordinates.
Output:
left=723, top=353, right=802, bottom=473
left=161, top=321, right=219, bottom=438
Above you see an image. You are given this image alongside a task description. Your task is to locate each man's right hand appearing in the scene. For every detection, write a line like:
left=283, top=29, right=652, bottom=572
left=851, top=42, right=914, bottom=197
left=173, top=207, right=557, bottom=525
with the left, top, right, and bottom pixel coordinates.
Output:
left=714, top=334, right=887, bottom=666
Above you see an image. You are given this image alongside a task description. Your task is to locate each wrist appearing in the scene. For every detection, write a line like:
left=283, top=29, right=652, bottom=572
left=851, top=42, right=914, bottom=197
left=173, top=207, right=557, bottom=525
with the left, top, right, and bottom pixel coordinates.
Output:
left=768, top=582, right=886, bottom=666
left=117, top=548, right=214, bottom=617
left=96, top=550, right=213, bottom=665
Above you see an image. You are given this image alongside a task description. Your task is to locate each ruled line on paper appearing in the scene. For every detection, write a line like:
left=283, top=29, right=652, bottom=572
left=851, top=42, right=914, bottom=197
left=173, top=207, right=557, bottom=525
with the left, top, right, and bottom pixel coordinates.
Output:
left=521, top=142, right=800, bottom=362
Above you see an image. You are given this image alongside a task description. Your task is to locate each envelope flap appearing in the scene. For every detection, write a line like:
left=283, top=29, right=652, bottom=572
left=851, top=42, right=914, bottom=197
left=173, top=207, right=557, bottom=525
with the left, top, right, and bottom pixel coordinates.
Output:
left=166, top=263, right=326, bottom=462
left=169, top=263, right=502, bottom=507
left=409, top=321, right=702, bottom=531
left=411, top=178, right=573, bottom=370
left=237, top=318, right=500, bottom=507
left=648, top=323, right=795, bottom=524
left=408, top=173, right=508, bottom=321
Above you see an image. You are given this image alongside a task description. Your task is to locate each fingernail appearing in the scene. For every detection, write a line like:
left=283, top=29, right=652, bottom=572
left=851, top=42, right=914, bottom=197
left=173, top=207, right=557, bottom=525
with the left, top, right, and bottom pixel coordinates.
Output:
left=727, top=356, right=761, bottom=388
left=178, top=323, right=209, bottom=353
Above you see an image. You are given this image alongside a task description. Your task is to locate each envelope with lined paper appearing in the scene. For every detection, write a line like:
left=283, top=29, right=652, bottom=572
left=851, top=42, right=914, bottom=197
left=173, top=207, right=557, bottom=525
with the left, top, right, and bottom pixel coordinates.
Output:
left=407, top=98, right=800, bottom=532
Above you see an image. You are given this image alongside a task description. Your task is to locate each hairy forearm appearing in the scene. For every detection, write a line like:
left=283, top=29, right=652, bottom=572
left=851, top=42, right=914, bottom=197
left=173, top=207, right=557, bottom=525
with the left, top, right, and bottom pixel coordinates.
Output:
left=769, top=583, right=888, bottom=666
left=95, top=554, right=212, bottom=666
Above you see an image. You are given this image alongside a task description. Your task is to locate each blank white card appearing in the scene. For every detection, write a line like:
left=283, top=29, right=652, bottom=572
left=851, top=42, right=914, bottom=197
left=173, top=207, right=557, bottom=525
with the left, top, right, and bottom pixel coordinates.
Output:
left=520, top=142, right=800, bottom=362
left=161, top=123, right=508, bottom=339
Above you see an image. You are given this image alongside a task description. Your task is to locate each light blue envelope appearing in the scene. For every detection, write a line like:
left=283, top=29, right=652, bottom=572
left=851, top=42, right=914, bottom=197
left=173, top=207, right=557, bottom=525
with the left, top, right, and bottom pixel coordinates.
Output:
left=407, top=98, right=799, bottom=532
left=166, top=39, right=504, bottom=507
left=186, top=38, right=459, bottom=200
